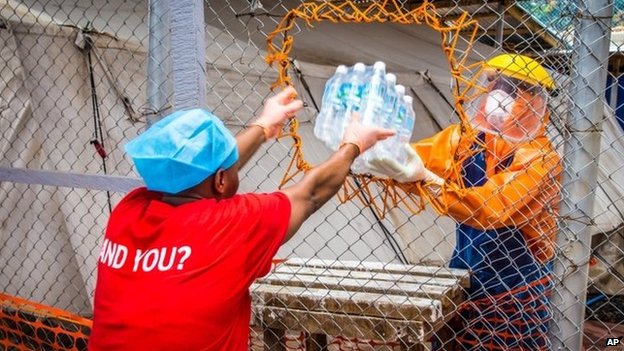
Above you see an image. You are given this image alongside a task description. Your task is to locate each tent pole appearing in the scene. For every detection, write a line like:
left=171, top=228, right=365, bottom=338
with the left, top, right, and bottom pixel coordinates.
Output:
left=147, top=0, right=172, bottom=124
left=550, top=1, right=613, bottom=350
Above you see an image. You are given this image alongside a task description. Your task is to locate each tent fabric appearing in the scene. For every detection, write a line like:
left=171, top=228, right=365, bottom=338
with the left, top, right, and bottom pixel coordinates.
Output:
left=1, top=0, right=624, bottom=315
left=0, top=18, right=144, bottom=315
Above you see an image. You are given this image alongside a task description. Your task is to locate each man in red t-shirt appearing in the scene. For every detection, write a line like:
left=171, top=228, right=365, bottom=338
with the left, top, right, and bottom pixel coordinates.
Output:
left=88, top=86, right=394, bottom=350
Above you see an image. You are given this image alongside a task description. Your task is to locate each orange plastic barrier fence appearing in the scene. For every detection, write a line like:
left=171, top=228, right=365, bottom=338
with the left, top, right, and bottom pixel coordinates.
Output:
left=0, top=293, right=92, bottom=351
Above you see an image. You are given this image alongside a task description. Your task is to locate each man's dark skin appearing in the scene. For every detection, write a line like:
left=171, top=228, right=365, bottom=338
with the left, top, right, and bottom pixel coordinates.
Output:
left=160, top=85, right=394, bottom=245
left=164, top=122, right=363, bottom=243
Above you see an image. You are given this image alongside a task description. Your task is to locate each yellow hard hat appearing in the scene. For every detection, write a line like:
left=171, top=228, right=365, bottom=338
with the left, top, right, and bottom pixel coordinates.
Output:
left=485, top=54, right=555, bottom=90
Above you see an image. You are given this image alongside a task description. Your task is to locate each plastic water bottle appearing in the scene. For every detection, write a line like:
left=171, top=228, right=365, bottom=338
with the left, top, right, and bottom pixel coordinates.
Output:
left=362, top=61, right=386, bottom=127
left=401, top=95, right=415, bottom=144
left=332, top=63, right=367, bottom=149
left=393, top=95, right=416, bottom=164
left=396, top=95, right=416, bottom=163
left=314, top=64, right=416, bottom=175
left=314, top=65, right=348, bottom=146
left=394, top=87, right=407, bottom=137
left=371, top=75, right=399, bottom=155
left=351, top=62, right=388, bottom=174
left=394, top=84, right=406, bottom=109
left=391, top=84, right=407, bottom=138
left=388, top=85, right=407, bottom=162
left=355, top=72, right=397, bottom=174
left=347, top=62, right=367, bottom=116
left=381, top=73, right=397, bottom=129
left=375, top=83, right=405, bottom=156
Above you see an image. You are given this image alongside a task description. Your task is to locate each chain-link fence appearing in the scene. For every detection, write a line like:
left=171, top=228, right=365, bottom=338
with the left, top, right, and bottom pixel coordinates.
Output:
left=1, top=0, right=623, bottom=350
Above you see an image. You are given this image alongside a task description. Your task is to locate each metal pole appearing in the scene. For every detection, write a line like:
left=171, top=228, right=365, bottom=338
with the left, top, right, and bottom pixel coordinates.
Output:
left=550, top=1, right=613, bottom=350
left=147, top=0, right=172, bottom=125
left=495, top=1, right=505, bottom=50
left=170, top=0, right=207, bottom=111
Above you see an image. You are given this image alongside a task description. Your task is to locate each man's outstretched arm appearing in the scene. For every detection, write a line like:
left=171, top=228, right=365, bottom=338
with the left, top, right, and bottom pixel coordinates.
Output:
left=236, top=86, right=303, bottom=169
left=280, top=115, right=395, bottom=243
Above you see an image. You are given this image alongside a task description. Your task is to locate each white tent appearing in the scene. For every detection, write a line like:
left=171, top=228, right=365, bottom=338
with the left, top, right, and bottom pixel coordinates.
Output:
left=1, top=0, right=623, bottom=315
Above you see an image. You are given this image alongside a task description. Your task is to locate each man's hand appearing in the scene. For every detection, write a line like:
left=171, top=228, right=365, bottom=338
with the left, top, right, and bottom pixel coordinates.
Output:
left=342, top=113, right=395, bottom=154
left=279, top=113, right=394, bottom=243
left=367, top=144, right=444, bottom=184
left=253, top=86, right=303, bottom=139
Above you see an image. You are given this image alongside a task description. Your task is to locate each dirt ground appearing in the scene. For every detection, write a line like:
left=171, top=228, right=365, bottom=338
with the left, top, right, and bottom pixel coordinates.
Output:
left=583, top=320, right=624, bottom=350
left=584, top=294, right=624, bottom=350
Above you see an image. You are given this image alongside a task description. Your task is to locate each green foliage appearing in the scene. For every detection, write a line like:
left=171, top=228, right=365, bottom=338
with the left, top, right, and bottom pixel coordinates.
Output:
left=519, top=0, right=624, bottom=32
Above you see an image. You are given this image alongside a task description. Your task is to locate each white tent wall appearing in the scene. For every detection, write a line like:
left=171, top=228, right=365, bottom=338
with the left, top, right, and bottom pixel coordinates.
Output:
left=1, top=0, right=624, bottom=317
left=0, top=19, right=145, bottom=314
left=0, top=2, right=414, bottom=313
left=586, top=109, right=624, bottom=295
left=591, top=110, right=624, bottom=234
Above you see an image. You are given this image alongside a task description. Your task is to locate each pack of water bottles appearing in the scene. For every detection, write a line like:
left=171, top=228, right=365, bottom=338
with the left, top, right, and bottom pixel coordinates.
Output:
left=313, top=61, right=415, bottom=174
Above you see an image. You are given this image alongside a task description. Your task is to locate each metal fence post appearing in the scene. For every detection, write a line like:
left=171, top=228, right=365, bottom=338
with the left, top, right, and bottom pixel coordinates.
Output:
left=169, top=0, right=207, bottom=111
left=147, top=0, right=172, bottom=124
left=550, top=1, right=614, bottom=350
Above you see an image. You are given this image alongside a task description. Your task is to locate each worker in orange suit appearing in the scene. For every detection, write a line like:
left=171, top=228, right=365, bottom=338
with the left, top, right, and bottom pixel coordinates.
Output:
left=368, top=54, right=561, bottom=350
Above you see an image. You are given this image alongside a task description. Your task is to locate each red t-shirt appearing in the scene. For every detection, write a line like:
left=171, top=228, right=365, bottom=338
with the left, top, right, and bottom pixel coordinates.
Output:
left=88, top=188, right=291, bottom=351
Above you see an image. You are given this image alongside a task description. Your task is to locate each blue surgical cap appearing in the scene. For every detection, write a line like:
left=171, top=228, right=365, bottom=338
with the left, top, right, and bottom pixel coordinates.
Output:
left=125, top=108, right=239, bottom=194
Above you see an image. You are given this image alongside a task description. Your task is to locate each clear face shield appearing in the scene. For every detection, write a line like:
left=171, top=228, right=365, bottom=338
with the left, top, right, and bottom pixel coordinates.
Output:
left=466, top=69, right=549, bottom=143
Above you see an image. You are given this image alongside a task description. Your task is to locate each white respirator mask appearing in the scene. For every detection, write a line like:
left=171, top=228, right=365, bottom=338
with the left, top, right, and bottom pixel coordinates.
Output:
left=466, top=71, right=549, bottom=142
left=484, top=89, right=515, bottom=132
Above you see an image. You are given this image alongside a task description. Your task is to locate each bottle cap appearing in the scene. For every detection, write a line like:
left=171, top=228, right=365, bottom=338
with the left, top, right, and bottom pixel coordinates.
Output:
left=353, top=63, right=366, bottom=72
left=403, top=95, right=413, bottom=104
left=373, top=61, right=386, bottom=71
left=385, top=73, right=397, bottom=85
left=336, top=65, right=348, bottom=74
left=395, top=84, right=406, bottom=95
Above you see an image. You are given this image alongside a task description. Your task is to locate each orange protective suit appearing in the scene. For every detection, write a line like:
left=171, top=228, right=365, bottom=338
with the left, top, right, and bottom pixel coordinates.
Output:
left=411, top=121, right=561, bottom=263
left=411, top=116, right=561, bottom=350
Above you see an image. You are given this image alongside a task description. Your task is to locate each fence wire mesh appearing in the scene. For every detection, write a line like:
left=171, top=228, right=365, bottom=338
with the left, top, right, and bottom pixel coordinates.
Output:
left=1, top=0, right=623, bottom=350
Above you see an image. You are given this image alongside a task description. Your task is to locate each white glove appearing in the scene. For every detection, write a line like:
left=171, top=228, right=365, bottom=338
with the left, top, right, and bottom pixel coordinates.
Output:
left=367, top=144, right=444, bottom=185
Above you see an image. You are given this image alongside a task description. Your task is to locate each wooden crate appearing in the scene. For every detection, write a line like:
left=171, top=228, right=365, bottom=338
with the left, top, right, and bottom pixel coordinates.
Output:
left=251, top=258, right=470, bottom=351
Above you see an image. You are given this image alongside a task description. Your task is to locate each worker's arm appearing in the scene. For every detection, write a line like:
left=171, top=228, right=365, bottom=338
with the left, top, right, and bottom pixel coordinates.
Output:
left=429, top=148, right=561, bottom=229
left=411, top=125, right=461, bottom=172
left=368, top=125, right=560, bottom=230
left=236, top=86, right=303, bottom=169
left=279, top=116, right=395, bottom=243
left=405, top=128, right=562, bottom=229
left=366, top=126, right=460, bottom=183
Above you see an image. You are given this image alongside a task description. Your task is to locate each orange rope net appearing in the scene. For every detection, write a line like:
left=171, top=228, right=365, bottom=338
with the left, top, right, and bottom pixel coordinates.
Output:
left=266, top=0, right=485, bottom=218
